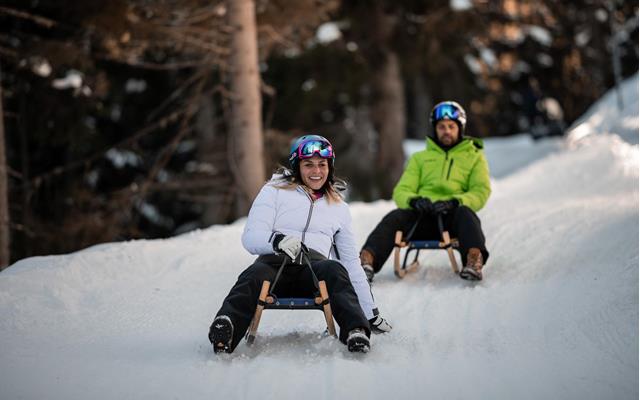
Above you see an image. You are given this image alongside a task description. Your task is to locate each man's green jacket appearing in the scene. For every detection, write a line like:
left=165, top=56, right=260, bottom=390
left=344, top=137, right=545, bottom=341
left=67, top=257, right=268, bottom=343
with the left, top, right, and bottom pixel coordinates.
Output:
left=392, top=136, right=491, bottom=212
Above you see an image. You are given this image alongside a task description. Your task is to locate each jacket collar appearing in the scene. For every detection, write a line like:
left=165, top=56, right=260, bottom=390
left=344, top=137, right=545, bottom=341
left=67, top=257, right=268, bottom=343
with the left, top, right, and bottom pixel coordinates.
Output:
left=425, top=136, right=482, bottom=153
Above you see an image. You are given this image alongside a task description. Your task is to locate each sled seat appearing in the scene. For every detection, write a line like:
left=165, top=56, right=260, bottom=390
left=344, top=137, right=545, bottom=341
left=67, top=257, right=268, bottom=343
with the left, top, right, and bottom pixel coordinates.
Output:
left=245, top=256, right=337, bottom=345
left=393, top=216, right=461, bottom=279
left=262, top=293, right=330, bottom=310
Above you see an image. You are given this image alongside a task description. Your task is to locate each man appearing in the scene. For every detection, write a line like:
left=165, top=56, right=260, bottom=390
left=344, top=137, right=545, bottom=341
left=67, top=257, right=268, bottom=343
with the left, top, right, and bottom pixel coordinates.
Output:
left=360, top=101, right=491, bottom=281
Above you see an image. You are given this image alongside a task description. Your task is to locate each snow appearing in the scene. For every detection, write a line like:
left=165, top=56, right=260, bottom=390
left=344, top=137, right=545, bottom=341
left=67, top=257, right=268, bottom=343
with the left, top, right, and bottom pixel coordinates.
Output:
left=316, top=22, right=342, bottom=44
left=464, top=53, right=483, bottom=74
left=52, top=70, right=83, bottom=90
left=31, top=58, right=52, bottom=77
left=301, top=78, right=317, bottom=91
left=125, top=79, right=148, bottom=93
left=1, top=74, right=638, bottom=400
left=525, top=25, right=553, bottom=47
left=536, top=52, right=554, bottom=67
left=105, top=148, right=141, bottom=168
left=480, top=47, right=498, bottom=68
left=575, top=30, right=591, bottom=47
left=567, top=73, right=639, bottom=145
left=450, top=0, right=473, bottom=11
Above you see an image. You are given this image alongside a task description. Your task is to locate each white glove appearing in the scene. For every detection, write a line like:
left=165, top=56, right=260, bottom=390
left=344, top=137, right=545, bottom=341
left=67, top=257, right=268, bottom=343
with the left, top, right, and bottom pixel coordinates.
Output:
left=369, top=315, right=392, bottom=334
left=277, top=235, right=302, bottom=260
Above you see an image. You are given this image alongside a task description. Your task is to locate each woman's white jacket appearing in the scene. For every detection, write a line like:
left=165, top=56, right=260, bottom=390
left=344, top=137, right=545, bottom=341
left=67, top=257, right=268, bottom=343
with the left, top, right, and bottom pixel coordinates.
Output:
left=241, top=177, right=376, bottom=319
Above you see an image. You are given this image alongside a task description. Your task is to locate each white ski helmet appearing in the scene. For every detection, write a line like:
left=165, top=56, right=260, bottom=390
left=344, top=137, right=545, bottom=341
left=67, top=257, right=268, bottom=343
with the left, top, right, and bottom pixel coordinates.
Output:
left=430, top=101, right=467, bottom=134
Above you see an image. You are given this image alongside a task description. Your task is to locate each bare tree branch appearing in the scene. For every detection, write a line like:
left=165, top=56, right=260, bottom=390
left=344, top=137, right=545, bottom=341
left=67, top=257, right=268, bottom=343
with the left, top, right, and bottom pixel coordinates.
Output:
left=133, top=73, right=208, bottom=206
left=0, top=6, right=58, bottom=28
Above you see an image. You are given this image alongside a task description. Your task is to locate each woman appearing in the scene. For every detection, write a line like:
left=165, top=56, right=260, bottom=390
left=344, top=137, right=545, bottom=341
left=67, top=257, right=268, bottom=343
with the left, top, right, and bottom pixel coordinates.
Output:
left=209, top=135, right=391, bottom=354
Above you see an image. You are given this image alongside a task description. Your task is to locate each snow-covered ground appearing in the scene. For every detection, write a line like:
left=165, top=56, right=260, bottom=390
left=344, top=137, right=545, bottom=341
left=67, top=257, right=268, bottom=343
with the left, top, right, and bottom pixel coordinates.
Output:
left=1, top=74, right=638, bottom=400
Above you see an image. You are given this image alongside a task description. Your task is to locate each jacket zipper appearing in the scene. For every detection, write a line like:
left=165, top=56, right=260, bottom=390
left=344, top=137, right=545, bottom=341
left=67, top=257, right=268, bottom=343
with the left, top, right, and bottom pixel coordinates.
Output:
left=300, top=188, right=315, bottom=244
left=446, top=158, right=454, bottom=180
left=441, top=152, right=449, bottom=178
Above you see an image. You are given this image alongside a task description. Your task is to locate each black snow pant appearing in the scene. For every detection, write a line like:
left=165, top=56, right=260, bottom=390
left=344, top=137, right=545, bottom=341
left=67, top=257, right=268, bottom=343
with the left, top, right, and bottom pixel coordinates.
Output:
left=361, top=205, right=489, bottom=273
left=215, top=250, right=370, bottom=352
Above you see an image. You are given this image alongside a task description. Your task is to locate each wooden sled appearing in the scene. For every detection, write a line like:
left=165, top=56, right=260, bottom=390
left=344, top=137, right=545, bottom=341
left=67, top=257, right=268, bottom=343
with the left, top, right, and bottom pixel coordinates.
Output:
left=246, top=250, right=337, bottom=345
left=393, top=213, right=460, bottom=278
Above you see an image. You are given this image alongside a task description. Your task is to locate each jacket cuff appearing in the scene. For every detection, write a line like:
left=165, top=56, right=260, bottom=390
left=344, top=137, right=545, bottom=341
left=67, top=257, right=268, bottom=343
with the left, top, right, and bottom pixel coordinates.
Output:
left=271, top=232, right=285, bottom=252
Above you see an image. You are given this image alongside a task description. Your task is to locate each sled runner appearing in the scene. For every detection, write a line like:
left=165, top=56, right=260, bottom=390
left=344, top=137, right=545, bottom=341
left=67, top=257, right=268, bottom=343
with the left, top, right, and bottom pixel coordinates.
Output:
left=246, top=247, right=337, bottom=345
left=393, top=213, right=460, bottom=278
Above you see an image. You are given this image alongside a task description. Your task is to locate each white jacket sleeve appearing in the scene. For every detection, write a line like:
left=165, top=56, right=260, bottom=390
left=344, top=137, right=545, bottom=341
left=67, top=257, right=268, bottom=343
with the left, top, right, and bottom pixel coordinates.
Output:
left=241, top=184, right=279, bottom=255
left=334, top=204, right=377, bottom=320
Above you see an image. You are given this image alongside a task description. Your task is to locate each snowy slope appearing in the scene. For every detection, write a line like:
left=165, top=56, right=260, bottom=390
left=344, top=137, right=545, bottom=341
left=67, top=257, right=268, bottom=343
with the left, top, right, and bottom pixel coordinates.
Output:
left=0, top=74, right=637, bottom=400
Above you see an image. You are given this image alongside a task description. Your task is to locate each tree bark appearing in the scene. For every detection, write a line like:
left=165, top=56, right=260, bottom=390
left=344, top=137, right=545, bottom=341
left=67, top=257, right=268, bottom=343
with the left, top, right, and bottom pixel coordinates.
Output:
left=369, top=6, right=406, bottom=198
left=227, top=0, right=265, bottom=215
left=372, top=50, right=406, bottom=198
left=0, top=70, right=9, bottom=269
left=408, top=73, right=432, bottom=140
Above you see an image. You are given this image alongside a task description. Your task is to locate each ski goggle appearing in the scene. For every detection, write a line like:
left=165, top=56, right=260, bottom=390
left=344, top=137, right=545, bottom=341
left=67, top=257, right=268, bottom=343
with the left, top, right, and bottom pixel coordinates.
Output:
left=297, top=140, right=334, bottom=160
left=433, top=103, right=460, bottom=121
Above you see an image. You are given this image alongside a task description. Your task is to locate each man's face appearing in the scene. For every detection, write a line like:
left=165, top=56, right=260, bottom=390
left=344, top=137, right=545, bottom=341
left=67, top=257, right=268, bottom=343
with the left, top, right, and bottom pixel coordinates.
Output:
left=435, top=120, right=460, bottom=146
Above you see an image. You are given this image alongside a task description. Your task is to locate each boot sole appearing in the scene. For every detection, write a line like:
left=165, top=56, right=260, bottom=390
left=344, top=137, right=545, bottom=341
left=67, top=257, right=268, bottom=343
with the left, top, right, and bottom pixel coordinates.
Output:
left=347, top=332, right=370, bottom=353
left=210, top=318, right=234, bottom=354
left=460, top=268, right=483, bottom=281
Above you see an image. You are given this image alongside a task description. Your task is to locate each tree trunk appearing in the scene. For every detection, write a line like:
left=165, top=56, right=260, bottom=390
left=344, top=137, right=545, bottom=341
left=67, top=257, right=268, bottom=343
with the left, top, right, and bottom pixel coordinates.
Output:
left=364, top=4, right=406, bottom=199
left=408, top=73, right=432, bottom=140
left=227, top=0, right=265, bottom=215
left=195, top=95, right=236, bottom=225
left=372, top=50, right=406, bottom=198
left=0, top=71, right=9, bottom=269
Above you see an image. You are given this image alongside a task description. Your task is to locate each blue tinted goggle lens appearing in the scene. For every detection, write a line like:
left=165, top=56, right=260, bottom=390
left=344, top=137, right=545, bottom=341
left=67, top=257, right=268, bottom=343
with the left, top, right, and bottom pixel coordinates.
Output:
left=434, top=104, right=459, bottom=121
left=298, top=140, right=334, bottom=159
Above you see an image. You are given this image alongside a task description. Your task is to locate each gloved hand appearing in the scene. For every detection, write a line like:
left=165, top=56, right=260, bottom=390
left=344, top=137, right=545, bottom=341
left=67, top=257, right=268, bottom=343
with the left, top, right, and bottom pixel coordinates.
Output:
left=432, top=199, right=459, bottom=215
left=273, top=234, right=302, bottom=260
left=369, top=315, right=392, bottom=334
left=409, top=197, right=433, bottom=214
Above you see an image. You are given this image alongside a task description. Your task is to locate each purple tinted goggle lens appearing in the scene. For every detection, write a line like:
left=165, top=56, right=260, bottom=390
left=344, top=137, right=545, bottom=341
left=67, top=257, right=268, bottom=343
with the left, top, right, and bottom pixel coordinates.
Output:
left=434, top=104, right=459, bottom=121
left=298, top=140, right=334, bottom=159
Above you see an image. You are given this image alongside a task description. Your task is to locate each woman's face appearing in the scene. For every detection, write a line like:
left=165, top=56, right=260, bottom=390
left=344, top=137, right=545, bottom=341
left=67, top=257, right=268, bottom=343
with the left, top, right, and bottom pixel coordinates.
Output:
left=299, top=156, right=329, bottom=191
left=435, top=120, right=460, bottom=146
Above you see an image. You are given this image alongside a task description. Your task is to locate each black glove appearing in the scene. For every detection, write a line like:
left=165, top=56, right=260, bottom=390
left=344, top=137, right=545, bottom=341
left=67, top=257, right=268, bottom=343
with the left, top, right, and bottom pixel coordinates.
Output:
left=409, top=197, right=433, bottom=214
left=432, top=199, right=459, bottom=215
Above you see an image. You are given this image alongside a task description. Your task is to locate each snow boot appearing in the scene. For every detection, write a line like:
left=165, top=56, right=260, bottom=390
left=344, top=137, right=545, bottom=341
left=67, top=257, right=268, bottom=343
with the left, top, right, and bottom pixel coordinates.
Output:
left=360, top=249, right=375, bottom=283
left=460, top=248, right=483, bottom=281
left=209, top=315, right=234, bottom=354
left=347, top=328, right=370, bottom=353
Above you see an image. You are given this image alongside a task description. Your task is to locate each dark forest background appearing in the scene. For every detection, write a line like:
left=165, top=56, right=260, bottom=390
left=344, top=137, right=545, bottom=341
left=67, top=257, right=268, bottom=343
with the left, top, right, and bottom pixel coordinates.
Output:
left=0, top=0, right=637, bottom=266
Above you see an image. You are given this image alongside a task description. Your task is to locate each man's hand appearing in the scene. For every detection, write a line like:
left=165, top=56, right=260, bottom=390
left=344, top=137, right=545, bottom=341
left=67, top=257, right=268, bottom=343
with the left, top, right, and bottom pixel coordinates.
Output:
left=273, top=234, right=302, bottom=260
left=432, top=199, right=459, bottom=215
left=409, top=197, right=433, bottom=214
